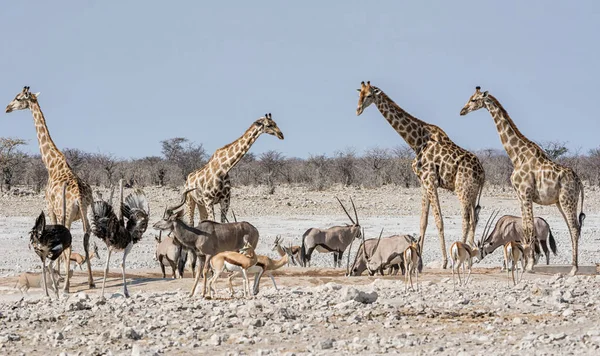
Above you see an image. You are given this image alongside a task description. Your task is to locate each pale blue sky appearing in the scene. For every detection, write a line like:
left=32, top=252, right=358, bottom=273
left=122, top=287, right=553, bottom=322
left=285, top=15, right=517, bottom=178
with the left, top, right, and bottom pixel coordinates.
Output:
left=1, top=1, right=599, bottom=159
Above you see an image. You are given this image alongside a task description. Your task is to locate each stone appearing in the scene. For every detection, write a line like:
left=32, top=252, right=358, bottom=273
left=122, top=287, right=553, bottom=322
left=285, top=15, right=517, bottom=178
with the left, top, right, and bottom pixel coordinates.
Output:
left=317, top=339, right=334, bottom=350
left=339, top=287, right=378, bottom=304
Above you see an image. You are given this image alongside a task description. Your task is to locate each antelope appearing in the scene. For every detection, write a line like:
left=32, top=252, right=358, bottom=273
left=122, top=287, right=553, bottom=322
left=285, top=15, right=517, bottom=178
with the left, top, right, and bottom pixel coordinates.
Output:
left=251, top=244, right=294, bottom=295
left=449, top=241, right=481, bottom=289
left=271, top=235, right=298, bottom=266
left=348, top=234, right=414, bottom=276
left=477, top=212, right=555, bottom=266
left=300, top=197, right=362, bottom=267
left=15, top=268, right=72, bottom=294
left=208, top=242, right=258, bottom=298
left=153, top=189, right=260, bottom=298
left=404, top=240, right=421, bottom=292
left=69, top=243, right=101, bottom=271
left=503, top=241, right=526, bottom=286
left=155, top=231, right=183, bottom=279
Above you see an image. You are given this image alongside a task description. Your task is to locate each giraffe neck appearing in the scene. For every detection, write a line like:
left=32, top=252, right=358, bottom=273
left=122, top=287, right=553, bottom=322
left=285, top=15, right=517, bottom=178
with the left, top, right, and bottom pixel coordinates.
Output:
left=210, top=123, right=262, bottom=173
left=373, top=90, right=429, bottom=152
left=484, top=95, right=537, bottom=163
left=29, top=101, right=70, bottom=174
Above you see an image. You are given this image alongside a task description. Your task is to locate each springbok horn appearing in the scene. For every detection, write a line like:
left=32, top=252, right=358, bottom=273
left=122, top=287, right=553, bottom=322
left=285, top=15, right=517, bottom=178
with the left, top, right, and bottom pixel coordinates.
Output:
left=335, top=197, right=356, bottom=225
left=350, top=196, right=359, bottom=226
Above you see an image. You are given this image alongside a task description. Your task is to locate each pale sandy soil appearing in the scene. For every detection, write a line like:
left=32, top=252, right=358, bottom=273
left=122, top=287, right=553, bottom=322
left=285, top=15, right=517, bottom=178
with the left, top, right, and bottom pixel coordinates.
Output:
left=0, top=184, right=599, bottom=355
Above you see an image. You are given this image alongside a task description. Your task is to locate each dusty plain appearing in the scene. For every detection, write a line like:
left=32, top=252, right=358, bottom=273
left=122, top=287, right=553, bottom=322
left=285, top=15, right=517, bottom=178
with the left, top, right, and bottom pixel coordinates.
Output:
left=1, top=184, right=599, bottom=355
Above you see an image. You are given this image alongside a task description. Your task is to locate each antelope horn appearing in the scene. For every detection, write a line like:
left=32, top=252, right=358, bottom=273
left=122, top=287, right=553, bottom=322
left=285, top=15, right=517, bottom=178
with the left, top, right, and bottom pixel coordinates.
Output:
left=335, top=196, right=355, bottom=225
left=350, top=196, right=359, bottom=226
left=346, top=236, right=355, bottom=276
left=371, top=228, right=384, bottom=258
left=361, top=227, right=368, bottom=260
left=480, top=209, right=500, bottom=245
left=167, top=188, right=196, bottom=213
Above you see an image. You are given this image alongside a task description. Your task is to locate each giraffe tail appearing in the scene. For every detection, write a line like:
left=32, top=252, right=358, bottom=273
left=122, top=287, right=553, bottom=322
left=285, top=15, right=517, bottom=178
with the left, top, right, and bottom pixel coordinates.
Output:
left=474, top=180, right=485, bottom=226
left=578, top=179, right=586, bottom=233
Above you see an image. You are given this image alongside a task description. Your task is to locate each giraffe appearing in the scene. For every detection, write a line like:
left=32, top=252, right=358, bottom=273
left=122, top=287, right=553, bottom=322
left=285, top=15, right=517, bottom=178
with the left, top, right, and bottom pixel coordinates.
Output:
left=356, top=81, right=485, bottom=269
left=460, top=86, right=585, bottom=275
left=184, top=113, right=284, bottom=226
left=5, top=86, right=96, bottom=290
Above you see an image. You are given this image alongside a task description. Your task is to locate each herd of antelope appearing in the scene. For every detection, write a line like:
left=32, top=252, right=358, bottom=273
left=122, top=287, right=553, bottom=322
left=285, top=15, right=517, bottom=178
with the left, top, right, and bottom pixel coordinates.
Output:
left=151, top=192, right=559, bottom=298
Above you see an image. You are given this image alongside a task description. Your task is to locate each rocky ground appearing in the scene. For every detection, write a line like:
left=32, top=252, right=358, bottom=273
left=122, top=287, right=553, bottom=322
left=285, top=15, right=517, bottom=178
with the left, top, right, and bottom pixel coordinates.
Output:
left=0, top=184, right=599, bottom=355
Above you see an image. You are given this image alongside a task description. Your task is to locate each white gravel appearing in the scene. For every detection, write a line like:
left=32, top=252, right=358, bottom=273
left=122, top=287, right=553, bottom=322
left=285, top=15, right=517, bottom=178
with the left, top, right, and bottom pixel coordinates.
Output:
left=1, top=184, right=599, bottom=355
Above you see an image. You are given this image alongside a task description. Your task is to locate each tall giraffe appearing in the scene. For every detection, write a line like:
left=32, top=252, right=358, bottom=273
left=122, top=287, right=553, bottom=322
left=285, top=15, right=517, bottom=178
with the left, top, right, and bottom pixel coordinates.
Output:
left=5, top=86, right=95, bottom=290
left=185, top=113, right=284, bottom=225
left=460, top=86, right=585, bottom=275
left=356, top=81, right=485, bottom=268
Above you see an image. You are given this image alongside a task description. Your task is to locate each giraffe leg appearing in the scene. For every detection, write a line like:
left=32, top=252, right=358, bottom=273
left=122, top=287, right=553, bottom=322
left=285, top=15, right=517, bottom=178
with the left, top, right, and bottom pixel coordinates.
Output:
left=455, top=170, right=478, bottom=246
left=519, top=198, right=536, bottom=272
left=220, top=184, right=231, bottom=223
left=418, top=186, right=430, bottom=260
left=185, top=193, right=196, bottom=226
left=422, top=177, right=447, bottom=269
left=205, top=203, right=216, bottom=222
left=557, top=198, right=581, bottom=276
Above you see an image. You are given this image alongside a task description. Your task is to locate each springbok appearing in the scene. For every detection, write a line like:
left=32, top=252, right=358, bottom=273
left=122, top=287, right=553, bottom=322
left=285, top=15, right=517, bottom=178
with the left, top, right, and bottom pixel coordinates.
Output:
left=449, top=241, right=482, bottom=290
left=404, top=240, right=420, bottom=292
left=271, top=235, right=297, bottom=266
left=208, top=242, right=258, bottom=298
left=503, top=241, right=526, bottom=286
left=69, top=243, right=101, bottom=271
left=300, top=197, right=362, bottom=267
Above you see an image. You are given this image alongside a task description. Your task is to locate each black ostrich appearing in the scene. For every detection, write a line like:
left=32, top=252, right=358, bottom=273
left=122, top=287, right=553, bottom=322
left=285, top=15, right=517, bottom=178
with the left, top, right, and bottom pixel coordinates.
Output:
left=29, top=183, right=72, bottom=298
left=88, top=180, right=149, bottom=297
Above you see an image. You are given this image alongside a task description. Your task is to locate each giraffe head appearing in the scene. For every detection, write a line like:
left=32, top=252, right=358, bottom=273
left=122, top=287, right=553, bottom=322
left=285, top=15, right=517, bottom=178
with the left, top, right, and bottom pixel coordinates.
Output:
left=254, top=113, right=284, bottom=140
left=5, top=86, right=40, bottom=113
left=356, top=81, right=381, bottom=116
left=459, top=86, right=489, bottom=116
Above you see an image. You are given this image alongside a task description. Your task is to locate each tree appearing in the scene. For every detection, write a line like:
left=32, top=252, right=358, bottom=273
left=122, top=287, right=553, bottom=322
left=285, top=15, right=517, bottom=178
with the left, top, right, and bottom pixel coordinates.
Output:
left=142, top=156, right=168, bottom=186
left=391, top=144, right=417, bottom=188
left=364, top=147, right=392, bottom=186
left=63, top=148, right=90, bottom=174
left=93, top=152, right=119, bottom=186
left=333, top=148, right=357, bottom=186
left=24, top=154, right=48, bottom=192
left=258, top=150, right=285, bottom=194
left=161, top=137, right=207, bottom=180
left=0, top=138, right=27, bottom=191
left=539, top=141, right=569, bottom=160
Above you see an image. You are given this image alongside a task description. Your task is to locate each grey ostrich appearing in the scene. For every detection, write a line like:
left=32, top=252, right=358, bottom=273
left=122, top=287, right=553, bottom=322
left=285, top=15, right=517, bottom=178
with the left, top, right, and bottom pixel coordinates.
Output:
left=88, top=179, right=149, bottom=298
left=29, top=183, right=72, bottom=298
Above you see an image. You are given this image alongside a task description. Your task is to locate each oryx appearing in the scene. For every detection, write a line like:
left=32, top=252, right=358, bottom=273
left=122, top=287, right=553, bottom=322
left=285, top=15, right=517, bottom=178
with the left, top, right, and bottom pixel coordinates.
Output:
left=300, top=197, right=362, bottom=268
